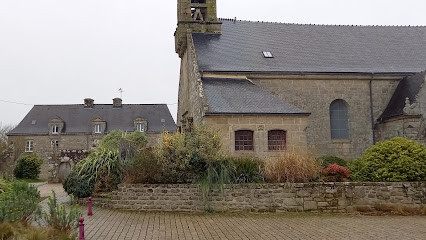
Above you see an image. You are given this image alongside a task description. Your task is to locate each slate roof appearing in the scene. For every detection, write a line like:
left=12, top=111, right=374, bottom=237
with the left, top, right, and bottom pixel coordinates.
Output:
left=193, top=19, right=426, bottom=73
left=8, top=104, right=176, bottom=136
left=379, top=71, right=426, bottom=121
left=202, top=77, right=309, bottom=115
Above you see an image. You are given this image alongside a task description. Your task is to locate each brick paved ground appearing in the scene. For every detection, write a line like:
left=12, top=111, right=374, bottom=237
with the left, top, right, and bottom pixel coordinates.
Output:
left=81, top=207, right=426, bottom=240
left=36, top=184, right=426, bottom=240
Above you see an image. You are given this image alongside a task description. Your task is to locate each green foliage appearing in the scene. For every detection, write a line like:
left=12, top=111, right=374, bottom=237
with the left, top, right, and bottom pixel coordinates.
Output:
left=63, top=171, right=94, bottom=198
left=0, top=178, right=12, bottom=194
left=155, top=131, right=191, bottom=183
left=13, top=154, right=43, bottom=179
left=125, top=131, right=148, bottom=150
left=35, top=190, right=81, bottom=232
left=199, top=159, right=233, bottom=209
left=319, top=156, right=347, bottom=167
left=99, top=130, right=147, bottom=151
left=0, top=181, right=40, bottom=223
left=99, top=131, right=123, bottom=151
left=123, top=149, right=162, bottom=184
left=349, top=137, right=426, bottom=182
left=154, top=127, right=223, bottom=183
left=228, top=157, right=264, bottom=183
left=75, top=149, right=121, bottom=192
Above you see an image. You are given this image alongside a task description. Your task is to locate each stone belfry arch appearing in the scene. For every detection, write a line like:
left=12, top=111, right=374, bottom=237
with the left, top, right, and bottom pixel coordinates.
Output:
left=175, top=0, right=222, bottom=57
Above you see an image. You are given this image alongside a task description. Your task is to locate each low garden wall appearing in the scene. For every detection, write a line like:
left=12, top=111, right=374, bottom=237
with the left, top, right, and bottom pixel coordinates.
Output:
left=96, top=182, right=426, bottom=213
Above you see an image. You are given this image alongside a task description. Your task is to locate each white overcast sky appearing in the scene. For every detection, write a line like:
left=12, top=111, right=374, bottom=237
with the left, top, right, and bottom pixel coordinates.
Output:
left=0, top=0, right=425, bottom=126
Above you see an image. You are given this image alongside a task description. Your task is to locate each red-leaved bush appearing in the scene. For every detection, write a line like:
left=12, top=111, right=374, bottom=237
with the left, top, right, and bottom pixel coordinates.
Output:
left=323, top=163, right=350, bottom=182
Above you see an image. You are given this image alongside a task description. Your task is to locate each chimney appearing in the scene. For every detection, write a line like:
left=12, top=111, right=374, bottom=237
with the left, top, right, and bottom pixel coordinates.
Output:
left=84, top=98, right=94, bottom=108
left=113, top=98, right=122, bottom=108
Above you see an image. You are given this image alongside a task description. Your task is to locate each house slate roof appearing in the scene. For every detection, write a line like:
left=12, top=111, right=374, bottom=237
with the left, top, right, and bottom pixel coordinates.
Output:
left=193, top=19, right=426, bottom=73
left=379, top=71, right=426, bottom=121
left=202, top=77, right=310, bottom=115
left=8, top=104, right=176, bottom=136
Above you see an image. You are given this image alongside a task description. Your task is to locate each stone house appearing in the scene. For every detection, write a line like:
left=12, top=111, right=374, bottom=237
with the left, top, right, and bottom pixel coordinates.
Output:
left=6, top=98, right=176, bottom=182
left=175, top=0, right=426, bottom=159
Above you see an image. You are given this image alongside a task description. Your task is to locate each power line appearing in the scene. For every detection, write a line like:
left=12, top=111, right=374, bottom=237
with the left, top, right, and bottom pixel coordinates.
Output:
left=0, top=99, right=33, bottom=106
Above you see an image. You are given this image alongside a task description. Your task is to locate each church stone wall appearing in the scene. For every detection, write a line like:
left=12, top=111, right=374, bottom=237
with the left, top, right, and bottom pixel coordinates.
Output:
left=204, top=115, right=309, bottom=156
left=250, top=76, right=399, bottom=159
left=376, top=116, right=425, bottom=143
left=177, top=34, right=207, bottom=130
left=201, top=73, right=401, bottom=159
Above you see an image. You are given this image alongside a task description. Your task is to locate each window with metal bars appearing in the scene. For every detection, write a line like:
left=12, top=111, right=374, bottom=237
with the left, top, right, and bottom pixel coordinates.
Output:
left=235, top=130, right=254, bottom=151
left=268, top=130, right=286, bottom=151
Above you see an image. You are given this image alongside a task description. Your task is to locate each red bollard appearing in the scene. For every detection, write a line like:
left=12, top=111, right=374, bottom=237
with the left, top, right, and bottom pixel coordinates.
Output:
left=79, top=218, right=85, bottom=240
left=88, top=197, right=93, bottom=216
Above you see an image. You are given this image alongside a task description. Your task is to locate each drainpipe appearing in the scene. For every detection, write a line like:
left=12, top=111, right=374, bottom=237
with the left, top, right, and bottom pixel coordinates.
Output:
left=369, top=74, right=376, bottom=145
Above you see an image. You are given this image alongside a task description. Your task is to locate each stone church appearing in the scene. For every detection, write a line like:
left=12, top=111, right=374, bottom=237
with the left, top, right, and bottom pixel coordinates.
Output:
left=175, top=0, right=426, bottom=159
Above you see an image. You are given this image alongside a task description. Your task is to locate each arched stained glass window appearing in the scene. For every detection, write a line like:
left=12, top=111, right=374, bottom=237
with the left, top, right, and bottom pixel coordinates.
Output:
left=330, top=100, right=349, bottom=139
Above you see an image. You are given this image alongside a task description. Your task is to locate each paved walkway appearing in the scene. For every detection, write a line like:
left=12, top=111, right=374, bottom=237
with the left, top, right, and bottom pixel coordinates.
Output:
left=36, top=184, right=426, bottom=240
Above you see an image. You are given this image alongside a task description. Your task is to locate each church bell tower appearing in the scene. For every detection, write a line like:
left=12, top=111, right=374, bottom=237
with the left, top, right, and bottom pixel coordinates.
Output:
left=175, top=0, right=222, bottom=57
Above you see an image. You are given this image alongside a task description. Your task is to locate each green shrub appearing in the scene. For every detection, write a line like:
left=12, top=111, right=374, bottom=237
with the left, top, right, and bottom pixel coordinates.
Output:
left=125, top=131, right=148, bottom=150
left=228, top=157, right=264, bottom=183
left=264, top=151, right=322, bottom=183
left=123, top=149, right=162, bottom=184
left=152, top=127, right=224, bottom=183
left=35, top=190, right=81, bottom=232
left=63, top=171, right=94, bottom=198
left=13, top=154, right=43, bottom=179
left=0, top=181, right=40, bottom=223
left=319, top=156, right=347, bottom=167
left=75, top=149, right=121, bottom=192
left=99, top=130, right=147, bottom=151
left=349, top=137, right=426, bottom=182
left=155, top=131, right=192, bottom=183
left=0, top=178, right=12, bottom=194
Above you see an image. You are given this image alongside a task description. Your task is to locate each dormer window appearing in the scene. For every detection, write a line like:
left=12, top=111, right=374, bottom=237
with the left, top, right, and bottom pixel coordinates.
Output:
left=92, top=118, right=106, bottom=134
left=49, top=118, right=64, bottom=135
left=52, top=125, right=59, bottom=134
left=94, top=124, right=102, bottom=133
left=134, top=118, right=148, bottom=133
left=136, top=123, right=145, bottom=133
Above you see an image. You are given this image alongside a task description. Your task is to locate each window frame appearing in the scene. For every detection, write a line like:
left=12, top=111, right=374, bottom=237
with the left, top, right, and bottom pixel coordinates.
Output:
left=329, top=99, right=349, bottom=140
left=268, top=130, right=287, bottom=151
left=52, top=125, right=59, bottom=134
left=50, top=140, right=59, bottom=149
left=94, top=124, right=102, bottom=134
left=235, top=130, right=254, bottom=151
left=136, top=123, right=145, bottom=133
left=25, top=140, right=34, bottom=152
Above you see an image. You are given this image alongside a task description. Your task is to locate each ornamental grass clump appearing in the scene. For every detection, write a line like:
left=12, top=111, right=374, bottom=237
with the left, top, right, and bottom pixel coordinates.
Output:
left=64, top=148, right=120, bottom=197
left=264, top=151, right=322, bottom=183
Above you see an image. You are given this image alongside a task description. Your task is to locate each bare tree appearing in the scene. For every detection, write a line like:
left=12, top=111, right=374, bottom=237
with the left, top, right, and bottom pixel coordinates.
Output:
left=0, top=123, right=14, bottom=147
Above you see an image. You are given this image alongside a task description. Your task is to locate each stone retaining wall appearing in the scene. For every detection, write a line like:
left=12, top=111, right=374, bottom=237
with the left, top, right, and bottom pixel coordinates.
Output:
left=106, top=182, right=426, bottom=212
